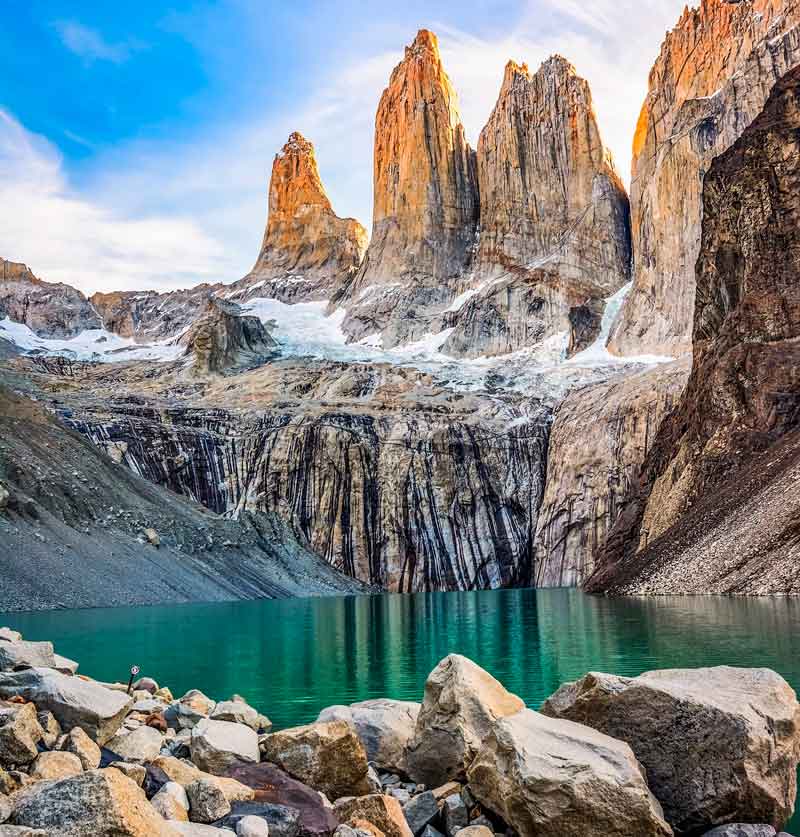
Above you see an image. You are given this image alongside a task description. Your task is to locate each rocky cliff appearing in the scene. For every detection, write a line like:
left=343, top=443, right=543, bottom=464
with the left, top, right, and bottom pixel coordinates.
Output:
left=443, top=58, right=630, bottom=359
left=0, top=259, right=100, bottom=338
left=588, top=65, right=800, bottom=595
left=608, top=0, right=800, bottom=358
left=40, top=358, right=549, bottom=593
left=338, top=29, right=479, bottom=346
left=180, top=297, right=277, bottom=375
left=245, top=132, right=367, bottom=302
left=535, top=359, right=689, bottom=588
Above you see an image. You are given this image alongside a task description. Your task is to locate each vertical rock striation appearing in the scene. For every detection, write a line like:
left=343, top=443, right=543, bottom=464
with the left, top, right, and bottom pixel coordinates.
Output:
left=245, top=132, right=368, bottom=302
left=588, top=65, right=800, bottom=595
left=609, top=0, right=800, bottom=358
left=339, top=29, right=479, bottom=346
left=534, top=360, right=689, bottom=588
left=442, top=57, right=630, bottom=359
left=0, top=259, right=100, bottom=338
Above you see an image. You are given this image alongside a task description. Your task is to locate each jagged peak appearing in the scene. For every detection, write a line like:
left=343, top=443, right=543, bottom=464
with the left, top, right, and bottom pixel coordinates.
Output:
left=279, top=131, right=314, bottom=157
left=407, top=28, right=440, bottom=59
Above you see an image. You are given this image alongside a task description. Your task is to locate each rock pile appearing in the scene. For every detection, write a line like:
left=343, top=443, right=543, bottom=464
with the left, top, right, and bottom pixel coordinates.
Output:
left=0, top=634, right=797, bottom=837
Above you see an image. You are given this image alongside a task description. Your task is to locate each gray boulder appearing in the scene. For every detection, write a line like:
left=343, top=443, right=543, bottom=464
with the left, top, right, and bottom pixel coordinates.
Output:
left=10, top=768, right=177, bottom=835
left=0, top=642, right=55, bottom=672
left=188, top=778, right=231, bottom=823
left=210, top=700, right=266, bottom=732
left=237, top=816, right=270, bottom=837
left=405, top=655, right=524, bottom=786
left=702, top=827, right=776, bottom=837
left=467, top=707, right=672, bottom=837
left=541, top=666, right=800, bottom=833
left=402, top=791, right=438, bottom=836
left=317, top=699, right=420, bottom=774
left=191, top=719, right=259, bottom=775
left=0, top=668, right=132, bottom=744
left=106, top=725, right=165, bottom=763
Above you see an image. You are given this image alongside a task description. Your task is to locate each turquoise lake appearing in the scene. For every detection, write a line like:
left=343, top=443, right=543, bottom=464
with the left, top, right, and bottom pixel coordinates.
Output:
left=2, top=589, right=800, bottom=828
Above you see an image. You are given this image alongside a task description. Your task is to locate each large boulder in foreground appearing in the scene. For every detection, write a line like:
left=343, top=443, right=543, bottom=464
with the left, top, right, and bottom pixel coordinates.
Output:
left=405, top=655, right=524, bottom=786
left=190, top=720, right=259, bottom=776
left=317, top=699, right=420, bottom=774
left=467, top=708, right=672, bottom=837
left=0, top=703, right=43, bottom=766
left=10, top=768, right=177, bottom=836
left=0, top=668, right=131, bottom=745
left=261, top=719, right=371, bottom=799
left=541, top=666, right=800, bottom=834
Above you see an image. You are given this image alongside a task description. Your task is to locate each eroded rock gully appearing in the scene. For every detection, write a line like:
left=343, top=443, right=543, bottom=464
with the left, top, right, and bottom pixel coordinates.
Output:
left=588, top=65, right=800, bottom=595
left=609, top=0, right=800, bottom=357
left=51, top=360, right=550, bottom=593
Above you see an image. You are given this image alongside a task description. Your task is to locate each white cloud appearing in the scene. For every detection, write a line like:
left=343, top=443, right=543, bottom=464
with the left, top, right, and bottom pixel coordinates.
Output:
left=0, top=109, right=231, bottom=294
left=53, top=20, right=144, bottom=65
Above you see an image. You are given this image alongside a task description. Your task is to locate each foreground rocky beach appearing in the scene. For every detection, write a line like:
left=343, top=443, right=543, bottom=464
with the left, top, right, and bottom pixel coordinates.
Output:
left=0, top=628, right=798, bottom=837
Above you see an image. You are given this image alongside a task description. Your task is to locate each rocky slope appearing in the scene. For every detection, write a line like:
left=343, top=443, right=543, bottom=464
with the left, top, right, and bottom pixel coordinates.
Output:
left=180, top=298, right=278, bottom=375
left=17, top=355, right=550, bottom=594
left=338, top=29, right=479, bottom=346
left=0, top=377, right=366, bottom=612
left=534, top=359, right=690, bottom=588
left=443, top=57, right=630, bottom=359
left=244, top=132, right=368, bottom=302
left=0, top=259, right=101, bottom=338
left=587, top=65, right=800, bottom=595
left=608, top=0, right=800, bottom=358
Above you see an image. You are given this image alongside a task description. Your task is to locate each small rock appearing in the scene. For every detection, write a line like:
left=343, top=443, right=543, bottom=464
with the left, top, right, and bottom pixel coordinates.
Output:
left=237, top=815, right=270, bottom=837
left=0, top=792, right=11, bottom=823
left=334, top=795, right=413, bottom=837
left=144, top=528, right=160, bottom=547
left=188, top=777, right=232, bottom=823
left=152, top=780, right=190, bottom=821
left=0, top=703, right=43, bottom=766
left=402, top=791, right=438, bottom=836
left=215, top=802, right=300, bottom=837
left=132, top=677, right=159, bottom=694
left=61, top=726, right=101, bottom=770
left=28, top=750, right=83, bottom=781
left=35, top=710, right=61, bottom=748
left=451, top=828, right=491, bottom=837
left=211, top=700, right=266, bottom=732
left=154, top=687, right=174, bottom=703
left=106, top=725, right=164, bottom=763
left=442, top=794, right=468, bottom=836
left=420, top=827, right=445, bottom=837
left=388, top=788, right=410, bottom=805
left=0, top=826, right=49, bottom=836
left=702, top=828, right=777, bottom=837
left=109, top=761, right=147, bottom=786
left=53, top=654, right=79, bottom=675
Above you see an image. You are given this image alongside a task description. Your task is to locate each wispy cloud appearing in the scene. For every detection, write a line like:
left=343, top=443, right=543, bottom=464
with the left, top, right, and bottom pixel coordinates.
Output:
left=0, top=109, right=230, bottom=294
left=53, top=20, right=145, bottom=65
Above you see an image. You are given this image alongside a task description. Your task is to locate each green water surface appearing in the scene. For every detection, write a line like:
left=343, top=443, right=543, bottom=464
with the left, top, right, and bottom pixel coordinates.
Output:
left=2, top=589, right=799, bottom=828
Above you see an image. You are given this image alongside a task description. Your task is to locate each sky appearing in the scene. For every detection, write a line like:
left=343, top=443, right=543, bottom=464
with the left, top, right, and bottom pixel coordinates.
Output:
left=0, top=0, right=688, bottom=295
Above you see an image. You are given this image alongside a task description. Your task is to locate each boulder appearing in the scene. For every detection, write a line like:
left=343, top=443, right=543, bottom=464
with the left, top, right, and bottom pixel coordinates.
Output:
left=237, top=816, right=270, bottom=837
left=441, top=794, right=467, bottom=835
left=211, top=701, right=266, bottom=732
left=401, top=791, right=438, bottom=836
left=35, top=710, right=61, bottom=748
left=170, top=824, right=235, bottom=836
left=451, top=829, right=491, bottom=837
left=53, top=654, right=79, bottom=675
left=10, top=768, right=178, bottom=836
left=0, top=703, right=43, bottom=766
left=133, top=677, right=159, bottom=694
left=188, top=778, right=232, bottom=823
left=171, top=690, right=216, bottom=730
left=224, top=761, right=339, bottom=837
left=61, top=725, right=102, bottom=769
left=541, top=667, right=800, bottom=833
left=317, top=700, right=420, bottom=774
left=191, top=720, right=259, bottom=775
left=215, top=802, right=300, bottom=837
left=702, top=828, right=777, bottom=837
left=28, top=750, right=83, bottom=780
left=262, top=720, right=371, bottom=799
left=0, top=642, right=56, bottom=672
left=152, top=780, right=191, bottom=821
left=0, top=632, right=20, bottom=645
left=106, top=725, right=164, bottom=763
left=467, top=708, right=672, bottom=837
left=405, top=655, right=524, bottom=786
left=0, top=668, right=132, bottom=744
left=334, top=795, right=413, bottom=837
left=153, top=756, right=254, bottom=804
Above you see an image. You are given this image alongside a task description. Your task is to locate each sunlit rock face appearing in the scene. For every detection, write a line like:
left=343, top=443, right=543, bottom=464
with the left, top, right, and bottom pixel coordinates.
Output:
left=608, top=0, right=800, bottom=358
left=442, top=58, right=630, bottom=360
left=338, top=29, right=479, bottom=347
left=60, top=360, right=550, bottom=593
left=588, top=66, right=800, bottom=595
left=245, top=132, right=368, bottom=302
left=0, top=259, right=100, bottom=338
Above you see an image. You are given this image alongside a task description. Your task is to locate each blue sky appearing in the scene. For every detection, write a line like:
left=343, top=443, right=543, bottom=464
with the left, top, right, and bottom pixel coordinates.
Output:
left=0, top=1, right=686, bottom=294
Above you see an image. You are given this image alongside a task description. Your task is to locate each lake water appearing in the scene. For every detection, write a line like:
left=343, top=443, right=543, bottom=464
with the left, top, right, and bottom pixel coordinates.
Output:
left=3, top=589, right=800, bottom=828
